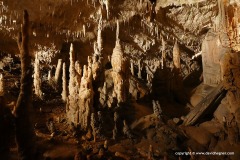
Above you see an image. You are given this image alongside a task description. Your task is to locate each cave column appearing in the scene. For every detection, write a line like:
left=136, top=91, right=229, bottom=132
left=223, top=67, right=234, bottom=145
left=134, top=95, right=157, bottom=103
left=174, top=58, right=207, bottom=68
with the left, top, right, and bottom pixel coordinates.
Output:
left=13, top=10, right=36, bottom=160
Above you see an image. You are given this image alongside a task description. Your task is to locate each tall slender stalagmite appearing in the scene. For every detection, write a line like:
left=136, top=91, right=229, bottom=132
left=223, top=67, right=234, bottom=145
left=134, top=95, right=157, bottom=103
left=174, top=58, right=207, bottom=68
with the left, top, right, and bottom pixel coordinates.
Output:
left=62, top=62, right=67, bottom=102
left=33, top=53, right=43, bottom=99
left=13, top=10, right=36, bottom=160
left=97, top=17, right=103, bottom=55
left=54, top=59, right=63, bottom=83
left=67, top=43, right=79, bottom=124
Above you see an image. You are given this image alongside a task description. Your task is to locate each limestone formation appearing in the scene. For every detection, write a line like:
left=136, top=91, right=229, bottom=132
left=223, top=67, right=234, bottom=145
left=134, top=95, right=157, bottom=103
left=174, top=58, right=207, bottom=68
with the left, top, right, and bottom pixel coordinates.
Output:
left=161, top=37, right=166, bottom=69
left=103, top=0, right=110, bottom=19
left=91, top=113, right=97, bottom=142
left=66, top=43, right=79, bottom=125
left=54, top=59, right=62, bottom=83
left=75, top=60, right=82, bottom=89
left=2, top=1, right=240, bottom=159
left=48, top=70, right=52, bottom=81
left=97, top=111, right=104, bottom=135
left=123, top=120, right=133, bottom=139
left=92, top=55, right=101, bottom=81
left=0, top=74, right=4, bottom=96
left=99, top=82, right=107, bottom=107
left=33, top=53, right=43, bottom=99
left=61, top=62, right=67, bottom=102
left=13, top=10, right=36, bottom=159
left=152, top=100, right=162, bottom=119
left=130, top=61, right=134, bottom=76
left=67, top=50, right=94, bottom=130
left=97, top=17, right=103, bottom=55
left=138, top=59, right=142, bottom=79
left=78, top=65, right=94, bottom=130
left=113, top=111, right=120, bottom=137
left=173, top=41, right=181, bottom=73
left=111, top=20, right=129, bottom=103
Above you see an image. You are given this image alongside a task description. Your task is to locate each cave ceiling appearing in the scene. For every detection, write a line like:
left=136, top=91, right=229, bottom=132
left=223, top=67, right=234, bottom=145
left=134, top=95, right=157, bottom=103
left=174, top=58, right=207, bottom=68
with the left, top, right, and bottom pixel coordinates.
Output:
left=0, top=0, right=239, bottom=64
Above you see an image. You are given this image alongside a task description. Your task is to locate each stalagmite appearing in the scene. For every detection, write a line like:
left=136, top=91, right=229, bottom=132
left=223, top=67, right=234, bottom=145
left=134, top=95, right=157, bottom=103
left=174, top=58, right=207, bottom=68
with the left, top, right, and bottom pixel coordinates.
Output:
left=97, top=17, right=103, bottom=54
left=130, top=61, right=134, bottom=76
left=13, top=10, right=36, bottom=160
left=66, top=43, right=80, bottom=126
left=173, top=41, right=181, bottom=73
left=62, top=62, right=67, bottom=102
left=48, top=70, right=52, bottom=81
left=54, top=59, right=62, bottom=83
left=152, top=100, right=162, bottom=119
left=138, top=59, right=142, bottom=79
left=111, top=22, right=129, bottom=103
left=0, top=74, right=4, bottom=96
left=78, top=65, right=94, bottom=130
left=83, top=24, right=86, bottom=37
left=92, top=55, right=101, bottom=81
left=116, top=20, right=120, bottom=41
left=91, top=113, right=97, bottom=142
left=33, top=53, right=43, bottom=99
left=69, top=43, right=76, bottom=96
left=99, top=82, right=107, bottom=106
left=75, top=61, right=82, bottom=88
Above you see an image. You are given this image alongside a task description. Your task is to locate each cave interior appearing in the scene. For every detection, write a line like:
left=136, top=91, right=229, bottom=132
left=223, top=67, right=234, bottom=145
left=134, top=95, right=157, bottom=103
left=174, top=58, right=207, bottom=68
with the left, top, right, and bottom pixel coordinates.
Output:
left=0, top=0, right=240, bottom=160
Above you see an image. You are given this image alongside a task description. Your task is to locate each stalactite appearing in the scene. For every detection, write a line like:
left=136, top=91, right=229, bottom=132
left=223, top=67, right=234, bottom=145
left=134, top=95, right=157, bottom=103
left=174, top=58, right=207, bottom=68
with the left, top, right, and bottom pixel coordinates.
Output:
left=103, top=0, right=110, bottom=19
left=13, top=10, right=36, bottom=160
left=33, top=53, right=43, bottom=99
left=62, top=62, right=67, bottom=102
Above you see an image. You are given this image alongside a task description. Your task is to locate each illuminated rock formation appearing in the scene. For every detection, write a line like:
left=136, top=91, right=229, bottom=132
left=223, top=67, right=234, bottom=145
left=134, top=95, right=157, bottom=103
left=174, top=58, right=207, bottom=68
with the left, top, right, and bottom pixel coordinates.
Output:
left=66, top=43, right=80, bottom=125
left=61, top=62, right=67, bottom=102
left=173, top=41, right=181, bottom=73
left=54, top=59, right=63, bottom=83
left=111, top=20, right=129, bottom=103
left=33, top=53, right=43, bottom=99
left=78, top=65, right=94, bottom=130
